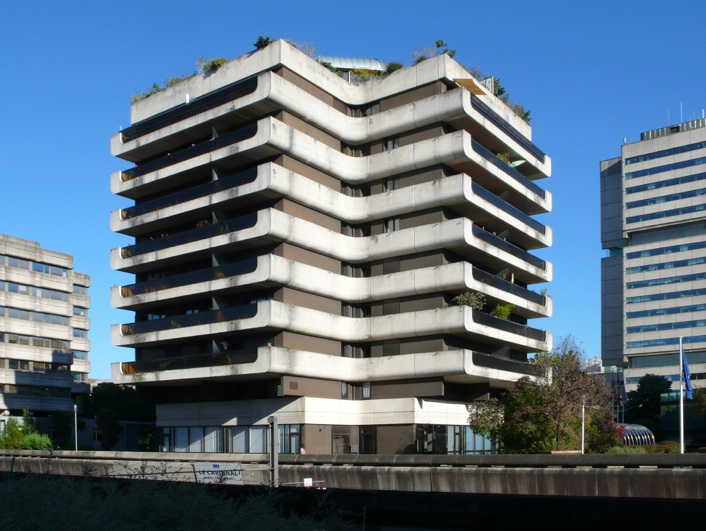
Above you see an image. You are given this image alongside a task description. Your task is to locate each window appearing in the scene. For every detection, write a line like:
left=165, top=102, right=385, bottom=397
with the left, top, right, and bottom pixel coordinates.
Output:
left=625, top=155, right=706, bottom=179
left=627, top=272, right=706, bottom=289
left=73, top=306, right=87, bottom=317
left=278, top=424, right=301, bottom=454
left=73, top=329, right=87, bottom=339
left=204, top=427, right=220, bottom=452
left=73, top=285, right=87, bottom=295
left=249, top=426, right=268, bottom=453
left=7, top=257, right=30, bottom=270
left=228, top=427, right=248, bottom=453
left=362, top=382, right=371, bottom=399
left=625, top=140, right=706, bottom=165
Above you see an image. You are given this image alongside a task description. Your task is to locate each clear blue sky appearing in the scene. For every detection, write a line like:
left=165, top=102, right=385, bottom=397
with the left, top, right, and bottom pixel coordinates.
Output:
left=1, top=1, right=704, bottom=379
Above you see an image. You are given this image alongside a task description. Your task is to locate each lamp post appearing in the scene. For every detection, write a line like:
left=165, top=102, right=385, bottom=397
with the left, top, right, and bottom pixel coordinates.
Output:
left=581, top=394, right=585, bottom=455
left=73, top=403, right=78, bottom=451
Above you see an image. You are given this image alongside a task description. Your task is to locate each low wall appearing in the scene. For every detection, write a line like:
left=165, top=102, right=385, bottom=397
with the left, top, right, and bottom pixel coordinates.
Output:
left=2, top=450, right=706, bottom=499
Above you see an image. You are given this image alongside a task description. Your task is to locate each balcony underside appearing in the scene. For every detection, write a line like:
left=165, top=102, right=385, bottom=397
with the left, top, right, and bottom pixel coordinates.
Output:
left=112, top=164, right=550, bottom=252
left=111, top=212, right=551, bottom=285
left=112, top=346, right=538, bottom=390
left=112, top=257, right=551, bottom=319
left=112, top=301, right=550, bottom=352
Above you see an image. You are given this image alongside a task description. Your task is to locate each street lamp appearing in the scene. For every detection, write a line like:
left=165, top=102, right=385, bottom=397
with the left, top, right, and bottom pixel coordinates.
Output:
left=73, top=403, right=78, bottom=451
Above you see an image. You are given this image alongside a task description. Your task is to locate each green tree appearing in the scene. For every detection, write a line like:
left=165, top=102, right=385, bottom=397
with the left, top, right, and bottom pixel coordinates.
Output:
left=625, top=374, right=672, bottom=423
left=0, top=415, right=53, bottom=450
left=84, top=383, right=155, bottom=450
left=469, top=336, right=615, bottom=453
left=0, top=418, right=25, bottom=449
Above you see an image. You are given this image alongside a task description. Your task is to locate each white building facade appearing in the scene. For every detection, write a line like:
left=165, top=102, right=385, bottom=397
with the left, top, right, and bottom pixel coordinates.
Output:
left=111, top=40, right=552, bottom=454
left=601, top=118, right=706, bottom=391
left=0, top=234, right=90, bottom=426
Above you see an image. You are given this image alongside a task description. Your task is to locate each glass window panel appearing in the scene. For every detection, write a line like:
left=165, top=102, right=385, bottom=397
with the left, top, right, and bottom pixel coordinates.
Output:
left=174, top=427, right=188, bottom=452
left=230, top=427, right=248, bottom=453
left=249, top=426, right=267, bottom=453
left=204, top=427, right=219, bottom=452
left=189, top=427, right=203, bottom=452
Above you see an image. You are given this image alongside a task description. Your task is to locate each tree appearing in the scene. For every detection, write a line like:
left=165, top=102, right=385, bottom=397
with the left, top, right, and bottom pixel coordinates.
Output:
left=625, top=374, right=672, bottom=423
left=468, top=336, right=615, bottom=453
left=624, top=374, right=672, bottom=437
left=84, top=383, right=155, bottom=450
left=0, top=412, right=53, bottom=450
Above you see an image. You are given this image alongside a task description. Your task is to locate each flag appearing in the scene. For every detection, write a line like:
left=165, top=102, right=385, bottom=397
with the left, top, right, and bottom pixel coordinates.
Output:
left=682, top=345, right=693, bottom=400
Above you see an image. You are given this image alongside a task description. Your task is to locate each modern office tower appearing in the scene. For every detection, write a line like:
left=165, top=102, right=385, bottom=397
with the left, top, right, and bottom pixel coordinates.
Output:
left=601, top=118, right=706, bottom=392
left=0, top=234, right=90, bottom=426
left=111, top=40, right=552, bottom=454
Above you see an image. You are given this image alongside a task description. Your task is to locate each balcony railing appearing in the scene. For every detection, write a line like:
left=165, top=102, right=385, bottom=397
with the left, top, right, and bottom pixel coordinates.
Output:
left=471, top=182, right=546, bottom=234
left=472, top=225, right=546, bottom=270
left=471, top=351, right=542, bottom=376
left=120, top=304, right=259, bottom=336
left=121, top=77, right=258, bottom=143
left=472, top=139, right=546, bottom=199
left=121, top=168, right=258, bottom=219
left=471, top=267, right=545, bottom=306
left=120, top=349, right=258, bottom=374
left=470, top=93, right=546, bottom=162
left=121, top=258, right=259, bottom=297
left=122, top=123, right=258, bottom=181
left=120, top=212, right=258, bottom=259
left=471, top=309, right=546, bottom=342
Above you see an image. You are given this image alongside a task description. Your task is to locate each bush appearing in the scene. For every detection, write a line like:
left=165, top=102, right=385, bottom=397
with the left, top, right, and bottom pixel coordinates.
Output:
left=491, top=303, right=515, bottom=320
left=606, top=445, right=647, bottom=455
left=452, top=291, right=486, bottom=310
left=22, top=432, right=53, bottom=451
left=386, top=62, right=403, bottom=74
left=644, top=441, right=680, bottom=454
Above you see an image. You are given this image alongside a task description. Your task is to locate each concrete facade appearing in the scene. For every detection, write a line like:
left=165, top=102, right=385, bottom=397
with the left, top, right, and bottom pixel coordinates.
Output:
left=110, top=40, right=552, bottom=454
left=601, top=118, right=706, bottom=391
left=0, top=234, right=90, bottom=424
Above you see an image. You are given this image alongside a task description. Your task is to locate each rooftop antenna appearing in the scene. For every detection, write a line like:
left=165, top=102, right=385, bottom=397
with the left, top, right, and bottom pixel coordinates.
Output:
left=680, top=101, right=683, bottom=123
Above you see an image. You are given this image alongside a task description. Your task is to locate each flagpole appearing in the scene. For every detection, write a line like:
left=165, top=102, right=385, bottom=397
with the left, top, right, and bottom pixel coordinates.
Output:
left=679, top=336, right=684, bottom=454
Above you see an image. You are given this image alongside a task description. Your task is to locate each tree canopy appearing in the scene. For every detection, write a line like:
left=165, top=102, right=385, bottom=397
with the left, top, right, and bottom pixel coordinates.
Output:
left=84, top=383, right=155, bottom=450
left=468, top=336, right=622, bottom=453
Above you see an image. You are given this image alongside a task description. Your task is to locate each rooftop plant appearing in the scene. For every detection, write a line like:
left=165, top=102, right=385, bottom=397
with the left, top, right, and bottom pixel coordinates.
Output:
left=130, top=56, right=229, bottom=103
left=253, top=35, right=272, bottom=49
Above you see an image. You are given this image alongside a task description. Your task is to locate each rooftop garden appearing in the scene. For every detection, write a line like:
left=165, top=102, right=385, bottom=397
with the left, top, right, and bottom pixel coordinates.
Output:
left=129, top=36, right=531, bottom=123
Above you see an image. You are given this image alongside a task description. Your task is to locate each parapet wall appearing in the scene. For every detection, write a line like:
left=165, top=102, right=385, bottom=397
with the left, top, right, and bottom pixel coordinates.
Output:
left=2, top=450, right=705, bottom=499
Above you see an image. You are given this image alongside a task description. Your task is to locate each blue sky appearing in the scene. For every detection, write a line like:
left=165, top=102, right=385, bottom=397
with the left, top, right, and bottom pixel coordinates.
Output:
left=1, top=1, right=704, bottom=379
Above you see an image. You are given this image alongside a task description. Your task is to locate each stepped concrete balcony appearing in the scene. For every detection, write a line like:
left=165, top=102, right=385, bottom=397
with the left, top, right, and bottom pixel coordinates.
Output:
left=111, top=164, right=550, bottom=252
left=112, top=346, right=542, bottom=388
left=124, top=41, right=536, bottom=149
left=113, top=69, right=550, bottom=181
left=112, top=300, right=549, bottom=352
left=111, top=211, right=551, bottom=284
left=112, top=256, right=551, bottom=319
left=112, top=118, right=550, bottom=218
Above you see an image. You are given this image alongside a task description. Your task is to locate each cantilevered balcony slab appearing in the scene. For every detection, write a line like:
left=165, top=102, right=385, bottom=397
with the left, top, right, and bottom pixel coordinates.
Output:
left=115, top=69, right=549, bottom=182
left=111, top=209, right=551, bottom=284
left=111, top=163, right=550, bottom=251
left=112, top=255, right=551, bottom=319
left=112, top=301, right=550, bottom=353
left=112, top=118, right=550, bottom=219
left=112, top=346, right=539, bottom=390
